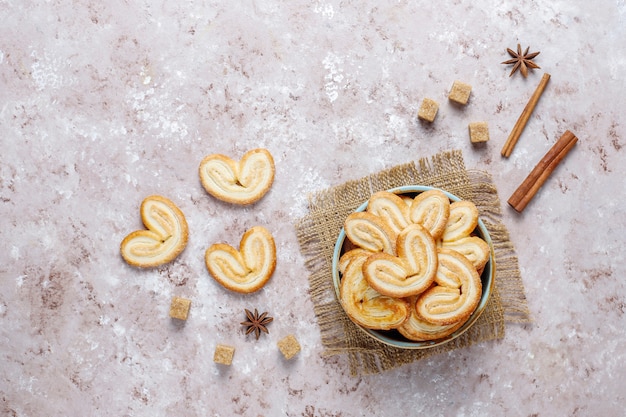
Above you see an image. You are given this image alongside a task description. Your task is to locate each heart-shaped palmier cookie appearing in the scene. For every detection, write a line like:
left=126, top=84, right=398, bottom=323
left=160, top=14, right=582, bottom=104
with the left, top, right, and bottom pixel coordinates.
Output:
left=366, top=191, right=410, bottom=235
left=441, top=200, right=479, bottom=242
left=205, top=226, right=276, bottom=293
left=398, top=296, right=465, bottom=341
left=340, top=252, right=409, bottom=330
left=409, top=189, right=450, bottom=241
left=441, top=235, right=490, bottom=271
left=120, top=195, right=189, bottom=268
left=199, top=148, right=275, bottom=205
left=415, top=249, right=482, bottom=325
left=363, top=223, right=438, bottom=298
left=343, top=211, right=396, bottom=254
left=338, top=248, right=372, bottom=275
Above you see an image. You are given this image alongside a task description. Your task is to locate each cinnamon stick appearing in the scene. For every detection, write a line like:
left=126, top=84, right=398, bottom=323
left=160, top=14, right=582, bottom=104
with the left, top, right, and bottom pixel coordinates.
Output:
left=501, top=73, right=551, bottom=157
left=508, top=130, right=578, bottom=213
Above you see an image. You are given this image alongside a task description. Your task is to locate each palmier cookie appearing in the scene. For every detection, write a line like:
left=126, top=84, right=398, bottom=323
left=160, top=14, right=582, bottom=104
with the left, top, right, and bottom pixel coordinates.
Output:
left=120, top=195, right=188, bottom=268
left=205, top=226, right=276, bottom=293
left=398, top=297, right=464, bottom=341
left=441, top=200, right=479, bottom=242
left=366, top=191, right=410, bottom=235
left=416, top=249, right=482, bottom=325
left=338, top=248, right=372, bottom=275
left=409, top=189, right=450, bottom=240
left=344, top=211, right=396, bottom=254
left=199, top=148, right=275, bottom=205
left=442, top=236, right=490, bottom=270
left=363, top=223, right=437, bottom=298
left=340, top=254, right=409, bottom=330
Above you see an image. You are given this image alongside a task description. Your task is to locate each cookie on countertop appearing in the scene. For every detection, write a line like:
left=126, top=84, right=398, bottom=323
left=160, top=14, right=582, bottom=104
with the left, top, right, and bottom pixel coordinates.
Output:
left=199, top=148, right=275, bottom=205
left=205, top=226, right=276, bottom=294
left=120, top=195, right=188, bottom=268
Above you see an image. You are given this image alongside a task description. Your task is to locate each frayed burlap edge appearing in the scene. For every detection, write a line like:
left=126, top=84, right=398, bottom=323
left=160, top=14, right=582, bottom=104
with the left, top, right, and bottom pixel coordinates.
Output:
left=295, top=150, right=531, bottom=376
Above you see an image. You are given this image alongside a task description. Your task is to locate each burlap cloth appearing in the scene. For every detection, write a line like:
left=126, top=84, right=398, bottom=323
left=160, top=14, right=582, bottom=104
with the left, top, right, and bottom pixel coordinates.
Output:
left=295, top=150, right=531, bottom=376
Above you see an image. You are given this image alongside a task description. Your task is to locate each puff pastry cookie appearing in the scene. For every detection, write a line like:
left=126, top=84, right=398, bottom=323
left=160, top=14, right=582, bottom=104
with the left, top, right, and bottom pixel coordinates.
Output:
left=416, top=249, right=482, bottom=325
left=120, top=195, right=188, bottom=267
left=366, top=191, right=410, bottom=235
left=339, top=253, right=409, bottom=330
left=199, top=148, right=275, bottom=205
left=441, top=201, right=479, bottom=242
left=441, top=235, right=490, bottom=271
left=205, top=226, right=276, bottom=293
left=363, top=224, right=437, bottom=298
left=398, top=297, right=464, bottom=341
left=409, top=189, right=450, bottom=240
left=336, top=189, right=490, bottom=342
left=344, top=212, right=396, bottom=254
left=338, top=248, right=372, bottom=275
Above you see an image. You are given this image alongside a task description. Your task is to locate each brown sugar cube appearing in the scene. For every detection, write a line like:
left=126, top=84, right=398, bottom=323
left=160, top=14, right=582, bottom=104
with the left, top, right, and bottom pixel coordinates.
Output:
left=277, top=334, right=301, bottom=360
left=417, top=98, right=439, bottom=122
left=469, top=122, right=490, bottom=143
left=169, top=296, right=191, bottom=320
left=213, top=344, right=235, bottom=365
left=448, top=80, right=472, bottom=105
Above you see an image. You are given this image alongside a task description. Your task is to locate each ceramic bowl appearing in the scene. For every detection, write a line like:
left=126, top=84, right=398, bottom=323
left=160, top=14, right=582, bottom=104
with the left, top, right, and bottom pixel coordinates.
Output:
left=331, top=185, right=495, bottom=349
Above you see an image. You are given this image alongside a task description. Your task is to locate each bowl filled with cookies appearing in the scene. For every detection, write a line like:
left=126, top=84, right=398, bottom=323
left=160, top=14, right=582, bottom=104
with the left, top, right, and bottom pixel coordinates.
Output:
left=331, top=185, right=495, bottom=349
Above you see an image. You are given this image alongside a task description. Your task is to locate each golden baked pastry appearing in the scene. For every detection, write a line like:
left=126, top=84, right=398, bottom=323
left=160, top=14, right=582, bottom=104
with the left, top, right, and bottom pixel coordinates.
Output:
left=409, top=189, right=450, bottom=240
left=205, top=226, right=276, bottom=293
left=340, top=254, right=409, bottom=330
left=400, top=195, right=414, bottom=207
left=441, top=200, right=479, bottom=242
left=343, top=211, right=396, bottom=254
left=338, top=248, right=372, bottom=275
left=366, top=191, right=410, bottom=235
left=398, top=297, right=464, bottom=341
left=416, top=249, right=482, bottom=325
left=363, top=224, right=437, bottom=298
left=120, top=195, right=188, bottom=267
left=336, top=190, right=491, bottom=341
left=199, top=148, right=275, bottom=205
left=442, top=235, right=490, bottom=270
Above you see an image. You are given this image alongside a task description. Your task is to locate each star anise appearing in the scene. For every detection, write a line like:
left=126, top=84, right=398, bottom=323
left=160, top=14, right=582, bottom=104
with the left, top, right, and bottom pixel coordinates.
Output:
left=241, top=308, right=273, bottom=340
left=501, top=44, right=540, bottom=77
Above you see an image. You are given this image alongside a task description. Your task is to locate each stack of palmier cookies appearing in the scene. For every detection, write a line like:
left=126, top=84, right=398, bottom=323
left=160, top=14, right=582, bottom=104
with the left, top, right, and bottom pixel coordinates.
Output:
left=338, top=189, right=490, bottom=342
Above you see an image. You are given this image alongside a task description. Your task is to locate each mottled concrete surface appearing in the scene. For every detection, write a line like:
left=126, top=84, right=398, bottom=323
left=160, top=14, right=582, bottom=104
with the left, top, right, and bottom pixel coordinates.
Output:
left=1, top=1, right=625, bottom=416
